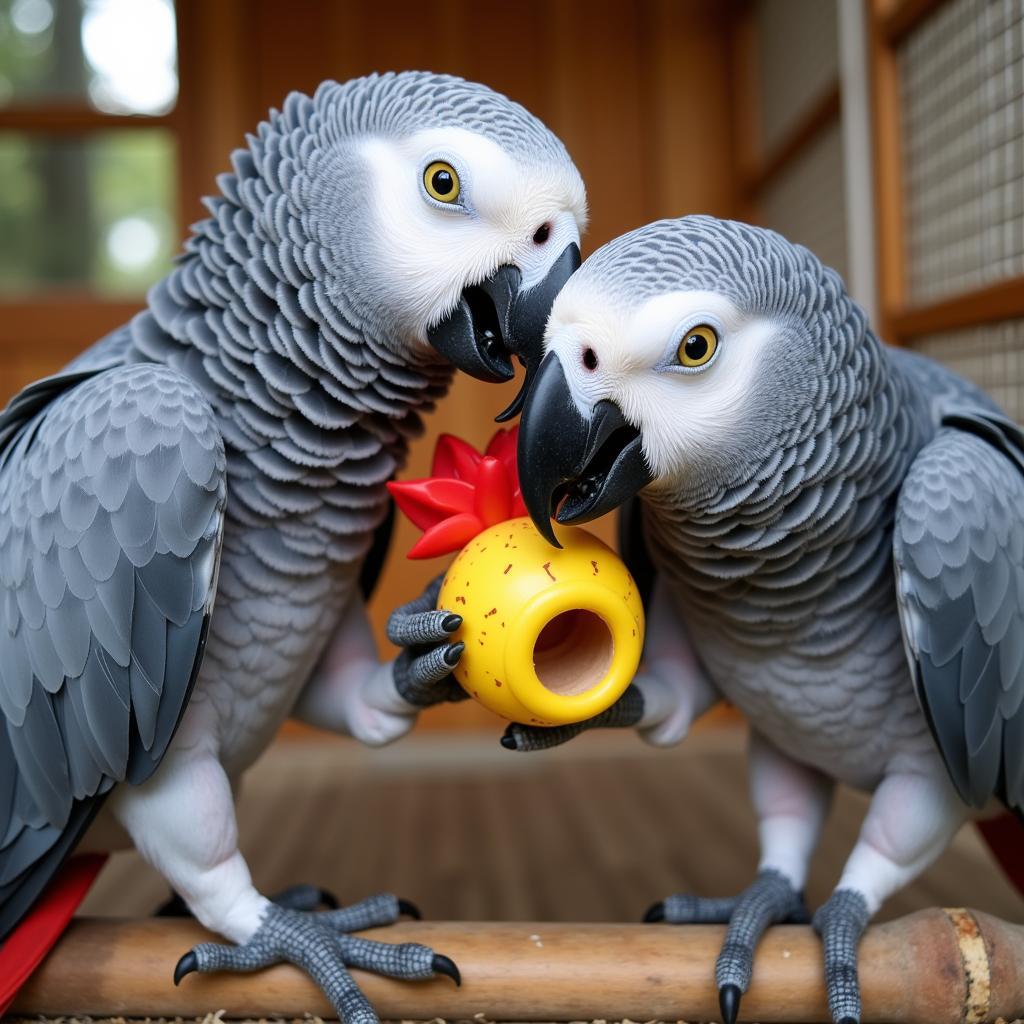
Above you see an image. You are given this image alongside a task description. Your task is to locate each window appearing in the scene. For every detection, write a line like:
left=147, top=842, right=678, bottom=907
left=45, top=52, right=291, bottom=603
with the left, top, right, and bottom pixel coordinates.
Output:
left=0, top=0, right=183, bottom=391
left=733, top=0, right=847, bottom=282
left=739, top=0, right=1024, bottom=420
left=870, top=0, right=1024, bottom=377
left=878, top=0, right=1024, bottom=417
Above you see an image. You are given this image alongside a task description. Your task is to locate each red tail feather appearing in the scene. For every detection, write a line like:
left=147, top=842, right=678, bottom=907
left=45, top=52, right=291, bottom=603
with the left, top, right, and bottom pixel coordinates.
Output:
left=0, top=853, right=107, bottom=1013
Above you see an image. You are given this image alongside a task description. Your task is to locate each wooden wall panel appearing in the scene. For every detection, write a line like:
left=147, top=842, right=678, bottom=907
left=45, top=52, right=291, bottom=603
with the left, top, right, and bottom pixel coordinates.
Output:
left=242, top=0, right=740, bottom=252
left=174, top=0, right=260, bottom=224
left=1, top=0, right=740, bottom=731
left=647, top=0, right=738, bottom=222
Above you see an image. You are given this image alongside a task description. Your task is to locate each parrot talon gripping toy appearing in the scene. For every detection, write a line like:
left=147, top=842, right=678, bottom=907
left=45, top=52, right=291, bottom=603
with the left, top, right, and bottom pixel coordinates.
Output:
left=514, top=215, right=1024, bottom=1024
left=0, top=71, right=586, bottom=1019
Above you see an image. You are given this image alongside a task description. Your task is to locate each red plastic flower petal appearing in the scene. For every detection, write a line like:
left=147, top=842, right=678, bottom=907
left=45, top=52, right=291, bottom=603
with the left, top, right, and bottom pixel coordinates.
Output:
left=474, top=456, right=513, bottom=526
left=407, top=513, right=483, bottom=559
left=432, top=433, right=482, bottom=481
left=386, top=478, right=475, bottom=531
left=485, top=427, right=518, bottom=469
left=391, top=426, right=526, bottom=558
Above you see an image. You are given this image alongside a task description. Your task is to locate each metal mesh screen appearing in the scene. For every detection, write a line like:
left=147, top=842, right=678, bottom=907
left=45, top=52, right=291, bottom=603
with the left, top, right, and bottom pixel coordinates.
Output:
left=900, top=0, right=1024, bottom=304
left=758, top=120, right=850, bottom=284
left=913, top=319, right=1024, bottom=420
left=755, top=0, right=839, bottom=154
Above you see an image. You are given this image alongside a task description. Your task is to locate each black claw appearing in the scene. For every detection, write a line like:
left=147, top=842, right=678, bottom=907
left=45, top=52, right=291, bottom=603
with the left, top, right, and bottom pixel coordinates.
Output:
left=318, top=887, right=339, bottom=909
left=642, top=901, right=665, bottom=923
left=442, top=613, right=463, bottom=633
left=398, top=897, right=422, bottom=920
left=443, top=641, right=465, bottom=667
left=719, top=983, right=741, bottom=1024
left=500, top=729, right=518, bottom=750
left=173, top=950, right=198, bottom=986
left=432, top=953, right=462, bottom=986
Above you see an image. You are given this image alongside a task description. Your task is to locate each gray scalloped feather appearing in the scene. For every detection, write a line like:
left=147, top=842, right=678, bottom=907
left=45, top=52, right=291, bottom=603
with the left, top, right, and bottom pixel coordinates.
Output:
left=0, top=362, right=226, bottom=934
left=895, top=412, right=1024, bottom=812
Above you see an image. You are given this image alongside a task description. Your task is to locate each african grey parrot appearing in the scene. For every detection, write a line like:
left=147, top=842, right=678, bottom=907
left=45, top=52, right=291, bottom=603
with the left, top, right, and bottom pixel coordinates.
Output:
left=509, top=215, right=1024, bottom=1024
left=0, top=71, right=585, bottom=1018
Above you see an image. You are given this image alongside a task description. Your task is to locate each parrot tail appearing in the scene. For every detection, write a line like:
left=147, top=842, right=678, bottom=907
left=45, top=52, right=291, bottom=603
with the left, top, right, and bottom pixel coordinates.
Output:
left=975, top=813, right=1024, bottom=896
left=0, top=853, right=107, bottom=1014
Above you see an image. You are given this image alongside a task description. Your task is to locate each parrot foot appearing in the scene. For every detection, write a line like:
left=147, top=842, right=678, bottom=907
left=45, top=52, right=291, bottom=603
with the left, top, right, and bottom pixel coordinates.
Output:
left=500, top=684, right=646, bottom=751
left=813, top=888, right=870, bottom=1024
left=645, top=869, right=809, bottom=1024
left=388, top=574, right=468, bottom=708
left=157, top=882, right=346, bottom=917
left=173, top=896, right=457, bottom=1024
left=642, top=892, right=741, bottom=924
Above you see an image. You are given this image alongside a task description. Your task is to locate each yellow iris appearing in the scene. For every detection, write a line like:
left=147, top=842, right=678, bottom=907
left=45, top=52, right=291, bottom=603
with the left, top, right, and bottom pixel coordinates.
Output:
left=677, top=325, right=718, bottom=368
left=424, top=161, right=460, bottom=203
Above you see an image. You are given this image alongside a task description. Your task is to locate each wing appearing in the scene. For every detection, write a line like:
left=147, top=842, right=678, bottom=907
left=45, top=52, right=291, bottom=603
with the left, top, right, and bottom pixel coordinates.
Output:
left=618, top=496, right=657, bottom=610
left=0, top=368, right=116, bottom=457
left=0, top=362, right=226, bottom=937
left=358, top=496, right=395, bottom=601
left=894, top=409, right=1024, bottom=813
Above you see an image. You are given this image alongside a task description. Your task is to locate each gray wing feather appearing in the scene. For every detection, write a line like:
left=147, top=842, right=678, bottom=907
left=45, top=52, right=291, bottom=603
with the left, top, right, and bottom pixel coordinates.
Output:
left=894, top=408, right=1024, bottom=811
left=0, top=367, right=116, bottom=460
left=0, top=361, right=226, bottom=937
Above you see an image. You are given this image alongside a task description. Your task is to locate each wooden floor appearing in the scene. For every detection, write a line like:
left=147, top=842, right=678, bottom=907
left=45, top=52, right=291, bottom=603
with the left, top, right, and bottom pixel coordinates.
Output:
left=81, top=724, right=1024, bottom=925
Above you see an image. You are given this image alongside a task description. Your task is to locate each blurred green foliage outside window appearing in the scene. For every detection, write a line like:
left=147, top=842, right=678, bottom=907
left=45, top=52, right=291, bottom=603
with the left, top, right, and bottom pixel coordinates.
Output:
left=0, top=0, right=179, bottom=297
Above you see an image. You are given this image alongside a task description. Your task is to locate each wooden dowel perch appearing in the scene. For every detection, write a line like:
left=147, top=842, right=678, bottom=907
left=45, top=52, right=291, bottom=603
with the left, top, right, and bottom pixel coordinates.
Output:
left=11, top=908, right=1024, bottom=1023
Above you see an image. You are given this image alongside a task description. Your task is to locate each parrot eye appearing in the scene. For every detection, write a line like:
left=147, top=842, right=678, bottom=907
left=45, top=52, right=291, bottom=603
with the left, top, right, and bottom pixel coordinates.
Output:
left=423, top=161, right=461, bottom=204
left=676, top=325, right=718, bottom=368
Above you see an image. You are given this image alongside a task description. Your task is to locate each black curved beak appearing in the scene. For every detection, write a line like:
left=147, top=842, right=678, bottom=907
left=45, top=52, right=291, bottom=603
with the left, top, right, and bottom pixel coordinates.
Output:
left=426, top=242, right=581, bottom=420
left=517, top=351, right=653, bottom=547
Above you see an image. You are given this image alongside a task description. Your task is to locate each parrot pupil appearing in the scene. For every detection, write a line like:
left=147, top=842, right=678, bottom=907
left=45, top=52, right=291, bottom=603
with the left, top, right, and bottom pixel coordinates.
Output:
left=432, top=170, right=454, bottom=195
left=685, top=335, right=708, bottom=362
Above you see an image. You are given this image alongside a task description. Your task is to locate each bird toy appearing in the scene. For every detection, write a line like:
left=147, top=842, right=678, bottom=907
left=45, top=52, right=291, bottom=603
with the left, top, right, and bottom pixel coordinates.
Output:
left=388, top=427, right=644, bottom=726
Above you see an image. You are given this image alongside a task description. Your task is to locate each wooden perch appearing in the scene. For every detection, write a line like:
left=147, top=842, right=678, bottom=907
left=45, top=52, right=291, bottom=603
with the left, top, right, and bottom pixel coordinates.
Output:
left=11, top=908, right=1024, bottom=1022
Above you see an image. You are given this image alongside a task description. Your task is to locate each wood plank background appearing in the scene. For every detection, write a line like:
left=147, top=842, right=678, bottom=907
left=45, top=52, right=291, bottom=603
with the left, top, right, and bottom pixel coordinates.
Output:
left=82, top=729, right=1024, bottom=926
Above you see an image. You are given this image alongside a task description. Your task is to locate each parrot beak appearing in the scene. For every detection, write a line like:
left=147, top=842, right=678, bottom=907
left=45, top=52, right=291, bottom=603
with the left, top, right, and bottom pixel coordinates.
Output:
left=427, top=242, right=581, bottom=418
left=517, top=350, right=653, bottom=547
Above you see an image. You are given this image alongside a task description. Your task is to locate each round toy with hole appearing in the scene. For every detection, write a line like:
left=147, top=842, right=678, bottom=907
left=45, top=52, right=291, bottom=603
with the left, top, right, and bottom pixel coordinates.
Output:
left=388, top=428, right=645, bottom=726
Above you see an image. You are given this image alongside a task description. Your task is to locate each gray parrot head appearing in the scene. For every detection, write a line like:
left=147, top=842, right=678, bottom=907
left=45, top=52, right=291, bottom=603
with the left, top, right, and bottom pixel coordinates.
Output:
left=261, top=72, right=587, bottom=417
left=516, top=215, right=872, bottom=544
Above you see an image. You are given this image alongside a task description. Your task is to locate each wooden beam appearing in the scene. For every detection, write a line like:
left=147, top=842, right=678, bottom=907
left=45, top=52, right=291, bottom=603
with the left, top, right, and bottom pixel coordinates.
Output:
left=173, top=0, right=257, bottom=224
left=868, top=0, right=907, bottom=342
left=880, top=0, right=948, bottom=46
left=730, top=0, right=761, bottom=220
left=644, top=0, right=739, bottom=222
left=0, top=299, right=143, bottom=366
left=741, top=83, right=842, bottom=197
left=0, top=106, right=175, bottom=133
left=11, top=910, right=1024, bottom=1022
left=0, top=298, right=142, bottom=347
left=889, top=276, right=1024, bottom=341
left=0, top=299, right=143, bottom=402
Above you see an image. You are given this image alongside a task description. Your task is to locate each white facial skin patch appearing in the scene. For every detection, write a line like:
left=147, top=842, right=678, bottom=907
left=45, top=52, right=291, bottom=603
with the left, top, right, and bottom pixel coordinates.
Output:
left=359, top=128, right=585, bottom=346
left=545, top=282, right=776, bottom=481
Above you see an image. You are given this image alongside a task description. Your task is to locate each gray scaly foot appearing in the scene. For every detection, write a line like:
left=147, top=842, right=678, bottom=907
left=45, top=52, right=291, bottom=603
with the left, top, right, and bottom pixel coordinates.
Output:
left=645, top=869, right=809, bottom=1024
left=173, top=894, right=457, bottom=1024
left=643, top=892, right=740, bottom=924
left=388, top=574, right=468, bottom=707
left=501, top=684, right=645, bottom=751
left=813, top=888, right=870, bottom=1024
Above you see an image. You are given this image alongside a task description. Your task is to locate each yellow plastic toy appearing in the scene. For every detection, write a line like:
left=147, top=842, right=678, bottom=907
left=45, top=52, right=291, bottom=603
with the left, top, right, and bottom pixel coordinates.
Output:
left=388, top=428, right=645, bottom=726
